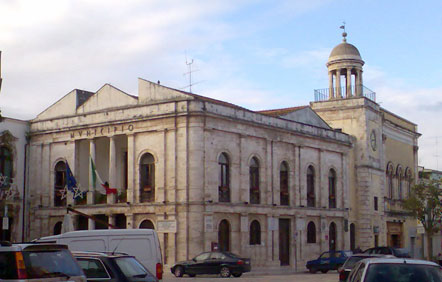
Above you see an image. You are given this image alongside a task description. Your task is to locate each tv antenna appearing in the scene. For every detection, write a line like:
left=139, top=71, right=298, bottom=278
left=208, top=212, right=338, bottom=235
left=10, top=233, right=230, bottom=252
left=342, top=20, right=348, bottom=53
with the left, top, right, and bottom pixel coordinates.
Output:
left=429, top=136, right=442, bottom=170
left=184, top=57, right=195, bottom=93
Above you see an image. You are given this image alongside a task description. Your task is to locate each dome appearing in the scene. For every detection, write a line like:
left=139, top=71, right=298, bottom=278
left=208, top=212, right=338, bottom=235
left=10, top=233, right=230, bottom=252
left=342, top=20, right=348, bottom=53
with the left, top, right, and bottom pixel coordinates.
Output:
left=328, top=42, right=363, bottom=65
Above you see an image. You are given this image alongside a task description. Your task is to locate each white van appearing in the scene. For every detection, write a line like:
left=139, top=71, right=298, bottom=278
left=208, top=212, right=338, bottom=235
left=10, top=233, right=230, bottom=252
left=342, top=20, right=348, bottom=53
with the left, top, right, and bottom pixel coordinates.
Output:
left=36, top=229, right=163, bottom=280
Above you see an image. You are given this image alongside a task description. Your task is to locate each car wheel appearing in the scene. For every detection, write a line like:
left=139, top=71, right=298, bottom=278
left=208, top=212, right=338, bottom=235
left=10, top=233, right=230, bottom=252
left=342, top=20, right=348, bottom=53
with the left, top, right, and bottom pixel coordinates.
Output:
left=321, top=269, right=328, bottom=273
left=174, top=266, right=184, bottom=277
left=220, top=266, right=231, bottom=278
left=309, top=267, right=317, bottom=274
left=188, top=274, right=196, bottom=277
left=232, top=272, right=242, bottom=277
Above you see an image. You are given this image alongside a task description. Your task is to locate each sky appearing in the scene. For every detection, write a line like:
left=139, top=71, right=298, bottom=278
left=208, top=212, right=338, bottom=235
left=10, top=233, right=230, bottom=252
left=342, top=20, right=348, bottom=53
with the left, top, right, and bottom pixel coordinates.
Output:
left=1, top=0, right=442, bottom=170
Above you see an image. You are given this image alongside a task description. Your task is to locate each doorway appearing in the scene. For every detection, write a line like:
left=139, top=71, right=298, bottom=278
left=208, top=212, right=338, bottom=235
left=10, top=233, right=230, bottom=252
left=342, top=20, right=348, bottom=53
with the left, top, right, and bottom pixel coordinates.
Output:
left=279, top=219, right=290, bottom=266
left=218, top=219, right=230, bottom=252
left=329, top=222, right=337, bottom=251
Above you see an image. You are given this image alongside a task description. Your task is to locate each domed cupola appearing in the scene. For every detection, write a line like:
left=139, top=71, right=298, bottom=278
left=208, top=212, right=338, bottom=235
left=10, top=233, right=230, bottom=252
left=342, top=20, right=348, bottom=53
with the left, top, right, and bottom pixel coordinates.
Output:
left=326, top=31, right=365, bottom=99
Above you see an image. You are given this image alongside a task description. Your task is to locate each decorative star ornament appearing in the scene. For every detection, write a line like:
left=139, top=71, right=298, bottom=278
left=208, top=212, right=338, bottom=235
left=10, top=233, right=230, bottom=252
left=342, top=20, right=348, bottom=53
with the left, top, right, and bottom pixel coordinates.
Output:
left=5, top=186, right=16, bottom=200
left=60, top=186, right=68, bottom=200
left=73, top=186, right=84, bottom=199
left=0, top=175, right=7, bottom=187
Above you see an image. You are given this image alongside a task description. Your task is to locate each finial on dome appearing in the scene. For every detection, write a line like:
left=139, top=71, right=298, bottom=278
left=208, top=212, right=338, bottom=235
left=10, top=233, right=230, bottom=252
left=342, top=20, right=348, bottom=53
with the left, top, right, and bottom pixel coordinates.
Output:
left=340, top=21, right=347, bottom=42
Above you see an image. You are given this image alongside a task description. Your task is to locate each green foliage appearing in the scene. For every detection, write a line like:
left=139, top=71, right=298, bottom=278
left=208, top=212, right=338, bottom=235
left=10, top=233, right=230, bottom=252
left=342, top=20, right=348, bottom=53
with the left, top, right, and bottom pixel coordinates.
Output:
left=402, top=180, right=442, bottom=235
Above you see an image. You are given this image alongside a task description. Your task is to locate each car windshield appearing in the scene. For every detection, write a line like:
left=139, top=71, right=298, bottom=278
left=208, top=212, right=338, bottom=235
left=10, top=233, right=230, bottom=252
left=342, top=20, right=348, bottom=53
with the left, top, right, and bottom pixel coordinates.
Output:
left=393, top=248, right=409, bottom=256
left=344, top=251, right=353, bottom=257
left=365, top=263, right=442, bottom=282
left=114, top=257, right=149, bottom=278
left=23, top=249, right=84, bottom=278
left=224, top=252, right=240, bottom=258
left=343, top=256, right=365, bottom=269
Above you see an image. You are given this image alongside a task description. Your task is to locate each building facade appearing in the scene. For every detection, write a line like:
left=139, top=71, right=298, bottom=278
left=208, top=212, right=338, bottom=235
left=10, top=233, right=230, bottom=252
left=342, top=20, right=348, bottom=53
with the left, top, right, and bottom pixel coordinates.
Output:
left=310, top=33, right=420, bottom=254
left=26, top=35, right=420, bottom=269
left=0, top=116, right=29, bottom=242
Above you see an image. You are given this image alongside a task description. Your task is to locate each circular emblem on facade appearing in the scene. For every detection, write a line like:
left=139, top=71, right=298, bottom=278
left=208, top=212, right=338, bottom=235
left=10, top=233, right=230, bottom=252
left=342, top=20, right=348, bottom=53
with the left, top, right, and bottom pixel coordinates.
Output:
left=370, top=130, right=377, bottom=151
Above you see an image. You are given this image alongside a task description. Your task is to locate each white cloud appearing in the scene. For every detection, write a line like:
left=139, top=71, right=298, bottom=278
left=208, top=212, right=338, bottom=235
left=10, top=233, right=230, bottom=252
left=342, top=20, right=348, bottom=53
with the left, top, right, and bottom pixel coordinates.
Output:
left=364, top=66, right=442, bottom=170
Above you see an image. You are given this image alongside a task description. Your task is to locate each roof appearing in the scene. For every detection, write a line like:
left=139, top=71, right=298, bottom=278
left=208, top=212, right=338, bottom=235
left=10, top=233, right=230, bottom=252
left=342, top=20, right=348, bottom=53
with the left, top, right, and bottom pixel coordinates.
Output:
left=72, top=251, right=131, bottom=258
left=257, top=106, right=309, bottom=117
left=328, top=41, right=364, bottom=65
left=361, top=258, right=440, bottom=266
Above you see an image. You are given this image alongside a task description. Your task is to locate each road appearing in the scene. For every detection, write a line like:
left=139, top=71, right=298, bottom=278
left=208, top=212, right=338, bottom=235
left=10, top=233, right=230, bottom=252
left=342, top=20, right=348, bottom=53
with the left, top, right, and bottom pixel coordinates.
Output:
left=164, top=272, right=339, bottom=282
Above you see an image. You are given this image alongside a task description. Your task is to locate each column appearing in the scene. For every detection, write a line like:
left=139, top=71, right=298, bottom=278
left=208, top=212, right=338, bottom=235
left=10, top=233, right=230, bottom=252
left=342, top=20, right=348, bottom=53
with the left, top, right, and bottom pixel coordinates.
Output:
left=88, top=139, right=95, bottom=205
left=88, top=218, right=95, bottom=230
left=356, top=70, right=362, bottom=96
left=336, top=69, right=342, bottom=98
left=108, top=214, right=115, bottom=229
left=108, top=136, right=117, bottom=204
left=127, top=135, right=135, bottom=204
left=328, top=72, right=334, bottom=99
left=346, top=68, right=352, bottom=98
left=126, top=213, right=134, bottom=229
left=240, top=214, right=249, bottom=261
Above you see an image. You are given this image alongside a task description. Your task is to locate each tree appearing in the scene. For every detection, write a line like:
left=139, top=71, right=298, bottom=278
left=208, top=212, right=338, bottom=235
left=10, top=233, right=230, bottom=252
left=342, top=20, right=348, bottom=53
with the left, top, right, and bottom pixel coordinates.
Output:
left=402, top=180, right=442, bottom=260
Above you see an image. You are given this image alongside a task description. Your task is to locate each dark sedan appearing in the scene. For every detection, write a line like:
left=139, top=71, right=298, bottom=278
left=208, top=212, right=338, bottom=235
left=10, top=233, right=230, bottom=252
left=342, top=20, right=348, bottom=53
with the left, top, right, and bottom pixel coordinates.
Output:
left=171, top=251, right=251, bottom=278
left=362, top=246, right=411, bottom=258
left=306, top=250, right=352, bottom=273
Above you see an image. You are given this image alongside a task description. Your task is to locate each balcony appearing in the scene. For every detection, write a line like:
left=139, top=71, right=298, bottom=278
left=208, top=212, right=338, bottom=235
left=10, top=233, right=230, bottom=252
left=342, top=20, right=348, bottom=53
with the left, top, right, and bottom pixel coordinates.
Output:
left=314, top=85, right=376, bottom=102
left=384, top=198, right=410, bottom=216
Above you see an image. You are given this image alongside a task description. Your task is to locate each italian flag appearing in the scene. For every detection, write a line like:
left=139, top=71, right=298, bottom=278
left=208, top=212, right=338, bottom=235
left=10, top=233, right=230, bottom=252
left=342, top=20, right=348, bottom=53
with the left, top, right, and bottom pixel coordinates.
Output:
left=90, top=156, right=118, bottom=195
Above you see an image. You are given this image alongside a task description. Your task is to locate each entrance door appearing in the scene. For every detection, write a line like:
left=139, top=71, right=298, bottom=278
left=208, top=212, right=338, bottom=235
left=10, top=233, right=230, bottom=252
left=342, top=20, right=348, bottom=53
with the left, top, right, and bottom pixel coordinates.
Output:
left=279, top=219, right=290, bottom=266
left=218, top=219, right=230, bottom=252
left=329, top=222, right=337, bottom=251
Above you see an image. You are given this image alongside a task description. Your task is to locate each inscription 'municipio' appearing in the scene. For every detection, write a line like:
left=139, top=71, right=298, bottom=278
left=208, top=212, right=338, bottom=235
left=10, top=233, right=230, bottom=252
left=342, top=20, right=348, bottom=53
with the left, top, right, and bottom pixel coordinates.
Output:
left=70, top=124, right=134, bottom=138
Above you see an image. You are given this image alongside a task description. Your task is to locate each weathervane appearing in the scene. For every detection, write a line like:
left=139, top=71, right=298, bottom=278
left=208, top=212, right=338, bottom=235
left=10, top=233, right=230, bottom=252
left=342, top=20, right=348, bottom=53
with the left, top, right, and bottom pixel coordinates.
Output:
left=340, top=21, right=347, bottom=42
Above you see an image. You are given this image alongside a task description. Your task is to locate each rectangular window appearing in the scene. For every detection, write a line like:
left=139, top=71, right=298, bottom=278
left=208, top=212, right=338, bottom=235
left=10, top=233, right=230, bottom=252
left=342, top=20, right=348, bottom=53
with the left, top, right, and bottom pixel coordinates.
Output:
left=374, top=196, right=378, bottom=211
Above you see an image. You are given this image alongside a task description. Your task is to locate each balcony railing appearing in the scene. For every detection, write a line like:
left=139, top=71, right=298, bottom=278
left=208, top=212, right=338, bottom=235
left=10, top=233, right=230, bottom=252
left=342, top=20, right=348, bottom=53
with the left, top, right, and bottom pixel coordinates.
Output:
left=384, top=198, right=410, bottom=216
left=314, top=85, right=376, bottom=102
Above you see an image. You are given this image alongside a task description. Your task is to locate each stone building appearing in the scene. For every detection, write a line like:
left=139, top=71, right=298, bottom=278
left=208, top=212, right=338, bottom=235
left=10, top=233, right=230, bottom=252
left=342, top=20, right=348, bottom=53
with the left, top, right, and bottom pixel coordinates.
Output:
left=27, top=34, right=420, bottom=269
left=0, top=116, right=29, bottom=242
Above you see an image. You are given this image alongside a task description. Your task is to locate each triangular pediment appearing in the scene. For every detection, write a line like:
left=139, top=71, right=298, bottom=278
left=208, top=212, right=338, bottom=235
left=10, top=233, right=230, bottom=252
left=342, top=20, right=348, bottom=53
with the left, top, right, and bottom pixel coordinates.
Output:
left=259, top=106, right=331, bottom=129
left=35, top=89, right=89, bottom=120
left=76, top=84, right=138, bottom=114
left=138, top=78, right=194, bottom=104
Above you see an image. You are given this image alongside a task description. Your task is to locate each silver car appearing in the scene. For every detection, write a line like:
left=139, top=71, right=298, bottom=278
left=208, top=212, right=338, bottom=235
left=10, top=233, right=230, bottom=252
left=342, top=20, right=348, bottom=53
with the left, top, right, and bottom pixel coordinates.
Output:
left=347, top=257, right=441, bottom=282
left=0, top=241, right=86, bottom=281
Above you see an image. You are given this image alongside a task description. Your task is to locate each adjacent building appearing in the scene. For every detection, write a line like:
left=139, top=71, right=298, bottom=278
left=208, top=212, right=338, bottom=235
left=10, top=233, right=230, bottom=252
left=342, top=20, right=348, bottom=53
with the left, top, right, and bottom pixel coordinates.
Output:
left=0, top=116, right=29, bottom=242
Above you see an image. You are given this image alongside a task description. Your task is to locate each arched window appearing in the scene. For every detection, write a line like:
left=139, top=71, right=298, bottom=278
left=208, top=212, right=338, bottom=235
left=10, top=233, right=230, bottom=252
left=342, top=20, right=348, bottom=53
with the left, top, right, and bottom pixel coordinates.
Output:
left=218, top=153, right=230, bottom=202
left=397, top=166, right=403, bottom=200
left=329, top=222, right=337, bottom=251
left=350, top=223, right=356, bottom=251
left=249, top=157, right=260, bottom=204
left=307, top=221, right=316, bottom=243
left=405, top=168, right=412, bottom=198
left=307, top=166, right=315, bottom=207
left=280, top=162, right=289, bottom=206
left=218, top=219, right=230, bottom=251
left=54, top=161, right=66, bottom=207
left=53, top=222, right=62, bottom=235
left=249, top=220, right=261, bottom=245
left=386, top=163, right=394, bottom=199
left=140, top=153, right=155, bottom=202
left=329, top=169, right=337, bottom=208
left=139, top=219, right=155, bottom=229
left=0, top=146, right=12, bottom=181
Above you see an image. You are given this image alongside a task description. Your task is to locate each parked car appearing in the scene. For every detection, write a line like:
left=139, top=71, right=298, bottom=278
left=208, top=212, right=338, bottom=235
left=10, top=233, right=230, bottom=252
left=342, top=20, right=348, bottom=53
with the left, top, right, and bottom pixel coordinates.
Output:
left=362, top=246, right=411, bottom=258
left=306, top=250, right=353, bottom=273
left=37, top=228, right=163, bottom=280
left=73, top=251, right=158, bottom=282
left=347, top=257, right=442, bottom=282
left=171, top=251, right=251, bottom=278
left=0, top=241, right=86, bottom=281
left=338, top=254, right=394, bottom=282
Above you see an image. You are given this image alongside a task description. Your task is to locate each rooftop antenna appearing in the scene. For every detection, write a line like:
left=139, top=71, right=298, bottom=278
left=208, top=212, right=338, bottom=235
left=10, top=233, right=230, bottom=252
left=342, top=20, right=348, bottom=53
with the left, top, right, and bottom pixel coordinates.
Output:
left=184, top=55, right=194, bottom=93
left=340, top=21, right=347, bottom=42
